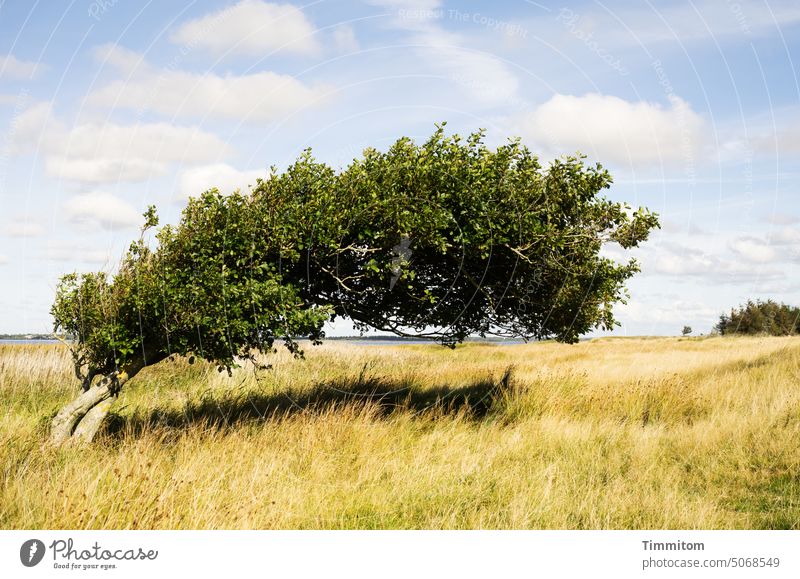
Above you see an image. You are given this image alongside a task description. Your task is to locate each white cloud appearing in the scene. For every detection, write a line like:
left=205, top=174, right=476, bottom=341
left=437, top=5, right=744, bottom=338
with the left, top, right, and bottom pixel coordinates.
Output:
left=686, top=0, right=800, bottom=39
left=333, top=25, right=360, bottom=53
left=619, top=300, right=718, bottom=325
left=539, top=0, right=800, bottom=51
left=764, top=214, right=800, bottom=226
left=92, top=43, right=143, bottom=75
left=0, top=255, right=8, bottom=265
left=724, top=229, right=800, bottom=266
left=660, top=219, right=707, bottom=236
left=367, top=0, right=520, bottom=106
left=4, top=222, right=45, bottom=238
left=90, top=45, right=330, bottom=121
left=11, top=102, right=58, bottom=151
left=770, top=227, right=800, bottom=245
left=170, top=1, right=320, bottom=56
left=63, top=192, right=142, bottom=231
left=419, top=31, right=520, bottom=106
left=599, top=241, right=630, bottom=264
left=750, top=280, right=800, bottom=294
left=54, top=123, right=231, bottom=183
left=63, top=123, right=230, bottom=163
left=12, top=101, right=232, bottom=184
left=47, top=157, right=162, bottom=184
left=652, top=250, right=717, bottom=276
left=367, top=0, right=441, bottom=10
left=754, top=126, right=800, bottom=154
left=730, top=236, right=779, bottom=263
left=0, top=54, right=43, bottom=80
left=646, top=241, right=784, bottom=282
left=0, top=93, right=19, bottom=106
left=515, top=93, right=706, bottom=166
left=178, top=163, right=269, bottom=199
left=655, top=0, right=800, bottom=40
left=43, top=242, right=114, bottom=264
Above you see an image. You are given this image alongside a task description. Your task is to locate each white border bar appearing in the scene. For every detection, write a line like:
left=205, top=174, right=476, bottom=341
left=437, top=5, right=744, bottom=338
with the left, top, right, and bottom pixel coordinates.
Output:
left=2, top=530, right=798, bottom=578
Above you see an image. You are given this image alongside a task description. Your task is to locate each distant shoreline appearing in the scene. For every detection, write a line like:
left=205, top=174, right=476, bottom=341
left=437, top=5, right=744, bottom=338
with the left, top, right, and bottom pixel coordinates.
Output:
left=0, top=339, right=61, bottom=344
left=0, top=337, right=528, bottom=346
left=0, top=334, right=58, bottom=341
left=0, top=335, right=656, bottom=346
left=0, top=334, right=525, bottom=342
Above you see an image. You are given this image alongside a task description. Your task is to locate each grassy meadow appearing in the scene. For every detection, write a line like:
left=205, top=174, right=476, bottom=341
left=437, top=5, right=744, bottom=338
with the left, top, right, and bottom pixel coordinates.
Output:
left=1, top=336, right=799, bottom=529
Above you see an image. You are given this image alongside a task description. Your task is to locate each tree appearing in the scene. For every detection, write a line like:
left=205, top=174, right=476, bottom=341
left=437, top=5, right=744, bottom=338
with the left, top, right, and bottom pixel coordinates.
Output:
left=682, top=326, right=692, bottom=336
left=715, top=300, right=800, bottom=336
left=49, top=126, right=660, bottom=444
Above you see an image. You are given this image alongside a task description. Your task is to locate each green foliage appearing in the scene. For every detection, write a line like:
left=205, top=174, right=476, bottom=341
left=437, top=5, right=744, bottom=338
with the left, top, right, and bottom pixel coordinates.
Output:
left=715, top=300, right=800, bottom=336
left=52, top=126, right=660, bottom=383
left=682, top=326, right=692, bottom=336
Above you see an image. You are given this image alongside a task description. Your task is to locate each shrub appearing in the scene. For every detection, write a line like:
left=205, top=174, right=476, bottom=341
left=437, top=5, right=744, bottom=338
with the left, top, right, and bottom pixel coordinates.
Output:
left=715, top=300, right=800, bottom=336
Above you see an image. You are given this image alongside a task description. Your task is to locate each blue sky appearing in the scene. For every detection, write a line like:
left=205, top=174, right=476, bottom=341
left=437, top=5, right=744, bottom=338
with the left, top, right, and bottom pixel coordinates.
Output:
left=1, top=0, right=799, bottom=336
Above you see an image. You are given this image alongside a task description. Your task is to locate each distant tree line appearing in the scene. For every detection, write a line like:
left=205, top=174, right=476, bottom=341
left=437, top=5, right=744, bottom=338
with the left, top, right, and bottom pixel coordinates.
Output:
left=716, top=300, right=800, bottom=336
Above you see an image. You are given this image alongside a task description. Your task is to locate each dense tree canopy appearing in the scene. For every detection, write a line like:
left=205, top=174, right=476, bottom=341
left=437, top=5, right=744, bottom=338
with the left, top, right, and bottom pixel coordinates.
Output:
left=715, top=300, right=800, bottom=336
left=50, top=126, right=660, bottom=443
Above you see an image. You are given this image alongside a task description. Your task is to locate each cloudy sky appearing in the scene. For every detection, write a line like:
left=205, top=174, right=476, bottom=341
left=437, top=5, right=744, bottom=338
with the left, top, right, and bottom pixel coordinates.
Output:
left=1, top=0, right=799, bottom=336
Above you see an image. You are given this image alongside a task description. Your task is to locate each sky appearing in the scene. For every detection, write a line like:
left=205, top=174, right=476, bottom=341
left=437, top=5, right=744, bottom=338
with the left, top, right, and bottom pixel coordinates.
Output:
left=0, top=0, right=799, bottom=336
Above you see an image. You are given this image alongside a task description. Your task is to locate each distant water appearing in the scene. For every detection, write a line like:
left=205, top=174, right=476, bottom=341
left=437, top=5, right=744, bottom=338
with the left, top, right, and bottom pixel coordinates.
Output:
left=0, top=340, right=61, bottom=344
left=328, top=339, right=527, bottom=346
left=0, top=339, right=528, bottom=347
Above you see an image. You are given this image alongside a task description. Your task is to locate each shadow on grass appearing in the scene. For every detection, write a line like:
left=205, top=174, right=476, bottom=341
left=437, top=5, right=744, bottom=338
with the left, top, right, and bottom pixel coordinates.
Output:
left=105, top=367, right=515, bottom=438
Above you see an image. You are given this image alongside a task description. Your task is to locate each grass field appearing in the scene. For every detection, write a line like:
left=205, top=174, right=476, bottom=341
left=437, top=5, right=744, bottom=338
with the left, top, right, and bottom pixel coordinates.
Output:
left=1, top=336, right=799, bottom=529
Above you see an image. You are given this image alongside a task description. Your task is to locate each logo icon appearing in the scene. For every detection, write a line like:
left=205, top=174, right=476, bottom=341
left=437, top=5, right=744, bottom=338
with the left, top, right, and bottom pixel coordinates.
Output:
left=20, top=539, right=45, bottom=567
left=390, top=234, right=412, bottom=290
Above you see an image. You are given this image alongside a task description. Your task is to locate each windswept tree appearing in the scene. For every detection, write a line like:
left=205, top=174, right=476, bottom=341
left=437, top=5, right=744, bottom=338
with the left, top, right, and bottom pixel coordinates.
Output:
left=50, top=126, right=660, bottom=444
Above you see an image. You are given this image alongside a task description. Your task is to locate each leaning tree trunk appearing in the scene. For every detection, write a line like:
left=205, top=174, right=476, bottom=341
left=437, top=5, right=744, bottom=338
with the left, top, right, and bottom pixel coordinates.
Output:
left=49, top=359, right=147, bottom=445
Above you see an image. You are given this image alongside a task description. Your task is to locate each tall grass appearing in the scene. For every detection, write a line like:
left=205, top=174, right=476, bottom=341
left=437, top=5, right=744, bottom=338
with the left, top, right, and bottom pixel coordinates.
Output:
left=1, top=336, right=798, bottom=529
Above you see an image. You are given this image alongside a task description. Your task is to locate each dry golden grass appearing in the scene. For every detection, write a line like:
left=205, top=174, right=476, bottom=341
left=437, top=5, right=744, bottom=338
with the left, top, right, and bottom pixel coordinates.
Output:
left=1, top=336, right=799, bottom=529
